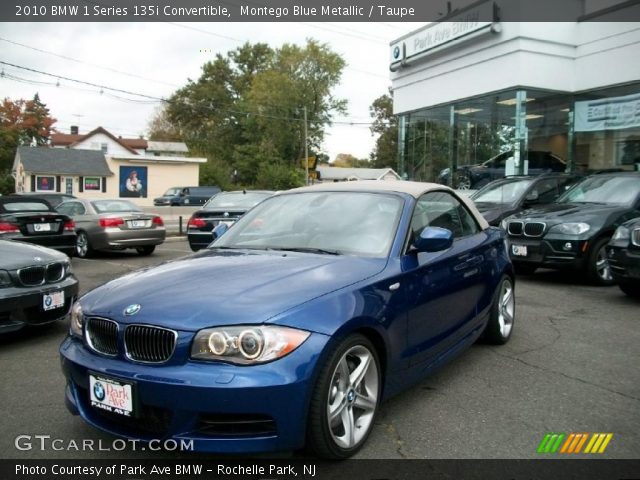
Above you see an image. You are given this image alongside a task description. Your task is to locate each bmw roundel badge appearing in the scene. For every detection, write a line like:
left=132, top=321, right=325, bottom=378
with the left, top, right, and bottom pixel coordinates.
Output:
left=393, top=46, right=401, bottom=60
left=124, top=304, right=141, bottom=316
left=93, top=381, right=105, bottom=401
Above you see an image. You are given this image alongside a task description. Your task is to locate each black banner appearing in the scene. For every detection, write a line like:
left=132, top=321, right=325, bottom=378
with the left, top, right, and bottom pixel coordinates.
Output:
left=3, top=459, right=640, bottom=480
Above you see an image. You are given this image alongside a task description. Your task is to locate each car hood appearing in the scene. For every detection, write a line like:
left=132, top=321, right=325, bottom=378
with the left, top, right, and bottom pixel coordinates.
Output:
left=0, top=239, right=68, bottom=268
left=474, top=202, right=518, bottom=226
left=507, top=202, right=630, bottom=226
left=81, top=249, right=387, bottom=331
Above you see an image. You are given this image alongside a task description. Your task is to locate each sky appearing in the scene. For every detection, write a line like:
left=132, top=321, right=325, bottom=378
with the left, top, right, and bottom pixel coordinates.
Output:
left=0, top=21, right=424, bottom=161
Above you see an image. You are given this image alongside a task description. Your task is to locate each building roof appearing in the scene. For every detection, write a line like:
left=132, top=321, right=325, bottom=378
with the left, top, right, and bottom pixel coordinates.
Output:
left=16, top=146, right=114, bottom=176
left=147, top=141, right=189, bottom=153
left=288, top=180, right=490, bottom=229
left=317, top=166, right=401, bottom=181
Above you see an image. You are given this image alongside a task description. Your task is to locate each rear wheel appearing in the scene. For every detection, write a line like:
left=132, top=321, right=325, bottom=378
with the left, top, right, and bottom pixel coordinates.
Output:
left=482, top=275, right=515, bottom=345
left=136, top=246, right=156, bottom=256
left=307, top=334, right=381, bottom=459
left=76, top=231, right=93, bottom=258
left=586, top=238, right=614, bottom=286
left=619, top=281, right=640, bottom=298
left=454, top=172, right=472, bottom=190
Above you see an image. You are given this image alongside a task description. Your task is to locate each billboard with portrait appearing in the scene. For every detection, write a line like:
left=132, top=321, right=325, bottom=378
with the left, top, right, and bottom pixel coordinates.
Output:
left=119, top=166, right=147, bottom=198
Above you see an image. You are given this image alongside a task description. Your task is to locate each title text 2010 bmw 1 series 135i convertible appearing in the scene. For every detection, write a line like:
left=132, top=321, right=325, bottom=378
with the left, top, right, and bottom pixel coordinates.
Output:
left=59, top=180, right=515, bottom=459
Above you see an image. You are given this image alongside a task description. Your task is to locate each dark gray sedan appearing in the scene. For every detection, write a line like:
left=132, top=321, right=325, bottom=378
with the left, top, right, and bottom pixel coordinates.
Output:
left=0, top=239, right=78, bottom=334
left=57, top=199, right=166, bottom=258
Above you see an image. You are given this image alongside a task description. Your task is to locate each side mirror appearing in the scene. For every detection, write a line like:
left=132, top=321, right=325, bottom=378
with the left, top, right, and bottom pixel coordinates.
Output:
left=414, top=227, right=453, bottom=253
left=212, top=223, right=229, bottom=240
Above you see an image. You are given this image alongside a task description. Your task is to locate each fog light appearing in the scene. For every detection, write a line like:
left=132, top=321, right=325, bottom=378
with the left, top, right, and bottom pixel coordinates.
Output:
left=563, top=242, right=573, bottom=251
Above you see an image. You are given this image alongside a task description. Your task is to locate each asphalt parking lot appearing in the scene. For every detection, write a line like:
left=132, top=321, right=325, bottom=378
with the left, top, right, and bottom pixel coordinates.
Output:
left=1, top=239, right=638, bottom=460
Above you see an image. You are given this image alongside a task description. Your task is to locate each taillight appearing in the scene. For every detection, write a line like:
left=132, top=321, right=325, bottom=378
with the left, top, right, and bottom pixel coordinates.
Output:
left=0, top=222, right=20, bottom=234
left=99, top=217, right=124, bottom=228
left=188, top=217, right=206, bottom=229
left=64, top=220, right=75, bottom=231
left=152, top=216, right=164, bottom=226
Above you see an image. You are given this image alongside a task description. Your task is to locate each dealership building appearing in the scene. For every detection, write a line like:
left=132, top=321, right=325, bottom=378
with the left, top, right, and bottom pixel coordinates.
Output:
left=389, top=1, right=640, bottom=183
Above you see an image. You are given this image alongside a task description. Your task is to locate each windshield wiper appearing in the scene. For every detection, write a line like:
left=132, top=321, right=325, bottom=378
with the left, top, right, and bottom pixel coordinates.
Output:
left=267, top=247, right=341, bottom=255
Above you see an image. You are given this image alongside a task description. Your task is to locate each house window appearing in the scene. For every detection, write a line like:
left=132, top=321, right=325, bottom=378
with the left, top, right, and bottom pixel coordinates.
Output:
left=84, top=177, right=102, bottom=191
left=36, top=175, right=56, bottom=192
left=101, top=143, right=108, bottom=154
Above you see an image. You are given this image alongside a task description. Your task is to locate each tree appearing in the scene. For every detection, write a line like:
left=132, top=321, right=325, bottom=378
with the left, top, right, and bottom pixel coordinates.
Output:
left=369, top=91, right=398, bottom=171
left=147, top=105, right=183, bottom=141
left=332, top=153, right=369, bottom=168
left=161, top=40, right=347, bottom=189
left=0, top=94, right=57, bottom=194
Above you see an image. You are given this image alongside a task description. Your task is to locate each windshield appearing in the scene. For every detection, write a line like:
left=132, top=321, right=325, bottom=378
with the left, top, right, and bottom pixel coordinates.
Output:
left=557, top=176, right=640, bottom=205
left=214, top=191, right=404, bottom=257
left=91, top=200, right=142, bottom=213
left=472, top=179, right=534, bottom=204
left=163, top=188, right=181, bottom=196
left=204, top=192, right=271, bottom=210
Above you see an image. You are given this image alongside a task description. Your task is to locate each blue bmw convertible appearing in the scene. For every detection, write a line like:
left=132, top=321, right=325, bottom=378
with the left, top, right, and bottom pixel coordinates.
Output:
left=60, top=181, right=515, bottom=458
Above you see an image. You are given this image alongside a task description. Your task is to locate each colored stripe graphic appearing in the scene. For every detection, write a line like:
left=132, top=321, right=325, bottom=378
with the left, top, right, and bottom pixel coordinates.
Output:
left=538, top=433, right=613, bottom=454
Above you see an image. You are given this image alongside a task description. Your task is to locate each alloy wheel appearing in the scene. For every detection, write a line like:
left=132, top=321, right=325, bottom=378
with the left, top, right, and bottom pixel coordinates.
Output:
left=595, top=245, right=613, bottom=283
left=498, top=278, right=515, bottom=338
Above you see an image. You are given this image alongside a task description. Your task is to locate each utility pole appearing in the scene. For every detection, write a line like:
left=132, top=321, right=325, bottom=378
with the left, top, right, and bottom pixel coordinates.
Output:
left=303, top=105, right=309, bottom=185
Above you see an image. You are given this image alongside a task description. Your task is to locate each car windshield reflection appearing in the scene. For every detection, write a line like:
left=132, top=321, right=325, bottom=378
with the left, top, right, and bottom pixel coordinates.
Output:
left=472, top=179, right=534, bottom=204
left=213, top=191, right=404, bottom=257
left=558, top=176, right=640, bottom=206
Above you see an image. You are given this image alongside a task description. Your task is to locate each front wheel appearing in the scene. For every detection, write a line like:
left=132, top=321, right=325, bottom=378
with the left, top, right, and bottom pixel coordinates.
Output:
left=482, top=275, right=516, bottom=345
left=136, top=245, right=156, bottom=256
left=307, top=334, right=381, bottom=459
left=586, top=238, right=614, bottom=286
left=619, top=281, right=640, bottom=298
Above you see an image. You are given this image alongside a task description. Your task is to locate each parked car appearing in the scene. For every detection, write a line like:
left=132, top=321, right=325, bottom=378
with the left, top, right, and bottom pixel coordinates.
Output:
left=9, top=192, right=77, bottom=208
left=0, top=197, right=76, bottom=256
left=438, top=151, right=566, bottom=189
left=471, top=173, right=582, bottom=226
left=56, top=199, right=166, bottom=258
left=60, top=181, right=514, bottom=458
left=187, top=190, right=274, bottom=251
left=607, top=218, right=640, bottom=298
left=501, top=172, right=640, bottom=284
left=0, top=240, right=78, bottom=334
left=154, top=186, right=221, bottom=206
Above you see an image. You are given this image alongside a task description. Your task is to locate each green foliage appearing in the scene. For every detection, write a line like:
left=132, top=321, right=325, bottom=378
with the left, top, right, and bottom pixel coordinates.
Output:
left=369, top=91, right=398, bottom=171
left=0, top=170, right=15, bottom=195
left=162, top=40, right=346, bottom=190
left=255, top=163, right=305, bottom=191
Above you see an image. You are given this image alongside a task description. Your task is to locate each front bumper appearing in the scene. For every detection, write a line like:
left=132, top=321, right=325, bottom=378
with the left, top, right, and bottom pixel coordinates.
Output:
left=507, top=236, right=589, bottom=270
left=59, top=332, right=330, bottom=453
left=0, top=276, right=78, bottom=333
left=607, top=245, right=640, bottom=282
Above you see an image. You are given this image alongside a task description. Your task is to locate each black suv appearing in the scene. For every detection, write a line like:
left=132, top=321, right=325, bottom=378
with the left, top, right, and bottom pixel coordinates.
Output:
left=607, top=217, right=640, bottom=298
left=502, top=172, right=640, bottom=285
left=438, top=151, right=566, bottom=189
left=471, top=173, right=582, bottom=226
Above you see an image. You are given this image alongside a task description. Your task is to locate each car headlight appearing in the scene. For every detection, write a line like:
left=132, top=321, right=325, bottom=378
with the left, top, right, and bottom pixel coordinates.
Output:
left=500, top=218, right=510, bottom=230
left=70, top=302, right=84, bottom=338
left=611, top=225, right=630, bottom=243
left=191, top=325, right=310, bottom=365
left=548, top=222, right=591, bottom=235
left=0, top=270, right=12, bottom=288
left=63, top=259, right=73, bottom=278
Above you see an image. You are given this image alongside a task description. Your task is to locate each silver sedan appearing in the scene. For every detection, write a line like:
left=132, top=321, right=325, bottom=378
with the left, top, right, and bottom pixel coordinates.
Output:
left=56, top=199, right=166, bottom=258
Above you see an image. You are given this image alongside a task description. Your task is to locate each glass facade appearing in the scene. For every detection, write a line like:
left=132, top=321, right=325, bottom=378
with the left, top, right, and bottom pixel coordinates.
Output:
left=398, top=83, right=640, bottom=188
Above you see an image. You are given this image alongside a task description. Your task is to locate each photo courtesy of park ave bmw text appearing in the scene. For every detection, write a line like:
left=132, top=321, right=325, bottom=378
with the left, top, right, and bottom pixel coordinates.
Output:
left=0, top=0, right=639, bottom=479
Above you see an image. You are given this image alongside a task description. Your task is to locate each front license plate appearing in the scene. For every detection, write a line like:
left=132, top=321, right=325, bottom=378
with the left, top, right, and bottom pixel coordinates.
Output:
left=511, top=245, right=528, bottom=257
left=33, top=223, right=51, bottom=232
left=89, top=374, right=134, bottom=417
left=128, top=220, right=148, bottom=228
left=43, top=291, right=64, bottom=311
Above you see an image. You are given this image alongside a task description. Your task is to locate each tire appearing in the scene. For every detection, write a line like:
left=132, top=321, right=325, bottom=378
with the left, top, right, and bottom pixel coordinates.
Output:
left=482, top=275, right=515, bottom=345
left=514, top=263, right=537, bottom=275
left=307, top=334, right=381, bottom=459
left=454, top=172, right=472, bottom=190
left=136, top=245, right=156, bottom=256
left=76, top=231, right=93, bottom=258
left=586, top=237, right=614, bottom=286
left=619, top=281, right=640, bottom=298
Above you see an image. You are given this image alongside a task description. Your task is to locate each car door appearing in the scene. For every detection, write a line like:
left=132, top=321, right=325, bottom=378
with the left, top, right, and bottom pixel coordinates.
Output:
left=401, top=191, right=488, bottom=370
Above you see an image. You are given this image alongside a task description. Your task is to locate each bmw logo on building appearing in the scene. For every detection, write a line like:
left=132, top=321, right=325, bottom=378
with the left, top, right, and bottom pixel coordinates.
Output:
left=124, top=304, right=141, bottom=316
left=393, top=45, right=401, bottom=60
